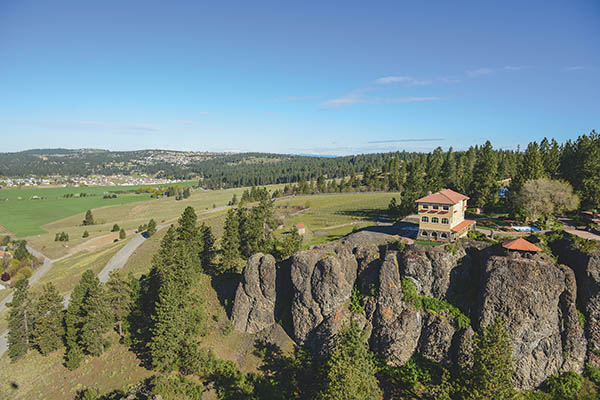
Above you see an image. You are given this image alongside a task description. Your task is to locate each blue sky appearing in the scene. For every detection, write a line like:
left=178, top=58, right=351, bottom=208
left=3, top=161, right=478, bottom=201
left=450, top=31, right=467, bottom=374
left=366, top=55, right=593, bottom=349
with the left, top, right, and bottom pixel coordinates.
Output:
left=1, top=0, right=598, bottom=155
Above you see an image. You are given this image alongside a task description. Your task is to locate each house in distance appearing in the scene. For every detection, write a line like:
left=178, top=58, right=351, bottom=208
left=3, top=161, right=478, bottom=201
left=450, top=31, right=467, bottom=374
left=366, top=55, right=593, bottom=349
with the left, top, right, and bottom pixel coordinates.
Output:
left=416, top=189, right=476, bottom=242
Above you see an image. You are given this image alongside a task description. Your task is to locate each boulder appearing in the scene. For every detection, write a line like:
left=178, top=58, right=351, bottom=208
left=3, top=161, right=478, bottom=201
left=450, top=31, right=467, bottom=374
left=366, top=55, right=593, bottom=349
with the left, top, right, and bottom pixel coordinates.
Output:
left=231, top=253, right=277, bottom=334
left=370, top=252, right=422, bottom=365
left=400, top=245, right=467, bottom=299
left=476, top=255, right=586, bottom=389
left=290, top=245, right=358, bottom=348
left=418, top=311, right=457, bottom=364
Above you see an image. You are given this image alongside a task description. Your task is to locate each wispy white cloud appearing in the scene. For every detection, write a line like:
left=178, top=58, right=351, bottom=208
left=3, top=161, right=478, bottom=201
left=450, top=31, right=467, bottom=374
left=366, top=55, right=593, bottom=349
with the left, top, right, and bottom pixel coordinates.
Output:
left=466, top=68, right=496, bottom=77
left=565, top=65, right=592, bottom=71
left=275, top=95, right=325, bottom=101
left=375, top=76, right=432, bottom=86
left=80, top=121, right=160, bottom=132
left=321, top=90, right=440, bottom=109
left=466, top=65, right=532, bottom=78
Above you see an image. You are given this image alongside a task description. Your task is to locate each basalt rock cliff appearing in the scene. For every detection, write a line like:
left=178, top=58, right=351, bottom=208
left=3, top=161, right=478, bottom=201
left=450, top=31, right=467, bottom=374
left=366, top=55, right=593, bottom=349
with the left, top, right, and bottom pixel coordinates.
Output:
left=231, top=230, right=596, bottom=389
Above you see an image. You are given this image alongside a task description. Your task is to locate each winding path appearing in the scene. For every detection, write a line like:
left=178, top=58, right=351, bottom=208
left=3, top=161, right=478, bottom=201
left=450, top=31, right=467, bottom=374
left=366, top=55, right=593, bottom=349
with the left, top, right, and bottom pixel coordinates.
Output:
left=0, top=205, right=231, bottom=357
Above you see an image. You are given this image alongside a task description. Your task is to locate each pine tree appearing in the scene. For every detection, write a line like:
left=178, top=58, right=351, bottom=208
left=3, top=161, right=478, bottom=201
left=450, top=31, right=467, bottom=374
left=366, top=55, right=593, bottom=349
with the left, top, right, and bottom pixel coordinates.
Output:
left=468, top=319, right=515, bottom=399
left=32, top=283, right=64, bottom=355
left=149, top=246, right=194, bottom=371
left=441, top=147, right=457, bottom=189
left=425, top=147, right=444, bottom=192
left=200, top=224, right=216, bottom=272
left=119, top=228, right=126, bottom=239
left=147, top=219, right=157, bottom=237
left=281, top=227, right=302, bottom=258
left=7, top=279, right=34, bottom=361
left=221, top=208, right=241, bottom=273
left=106, top=270, right=133, bottom=338
left=65, top=270, right=97, bottom=369
left=80, top=275, right=112, bottom=356
left=320, top=322, right=382, bottom=400
left=83, top=209, right=95, bottom=226
left=471, top=141, right=499, bottom=208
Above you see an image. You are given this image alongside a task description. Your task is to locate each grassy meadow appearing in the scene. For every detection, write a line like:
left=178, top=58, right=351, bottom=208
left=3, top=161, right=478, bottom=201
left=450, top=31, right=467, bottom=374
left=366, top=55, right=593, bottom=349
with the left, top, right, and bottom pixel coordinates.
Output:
left=0, top=182, right=196, bottom=237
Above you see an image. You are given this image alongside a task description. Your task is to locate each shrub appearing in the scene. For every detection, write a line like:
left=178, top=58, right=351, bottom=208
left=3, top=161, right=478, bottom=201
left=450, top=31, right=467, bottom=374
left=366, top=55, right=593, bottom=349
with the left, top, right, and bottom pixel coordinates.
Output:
left=578, top=310, right=586, bottom=328
left=584, top=362, right=600, bottom=386
left=150, top=373, right=205, bottom=400
left=546, top=371, right=584, bottom=400
left=82, top=230, right=89, bottom=238
left=401, top=278, right=421, bottom=308
left=349, top=286, right=364, bottom=314
left=111, top=224, right=120, bottom=232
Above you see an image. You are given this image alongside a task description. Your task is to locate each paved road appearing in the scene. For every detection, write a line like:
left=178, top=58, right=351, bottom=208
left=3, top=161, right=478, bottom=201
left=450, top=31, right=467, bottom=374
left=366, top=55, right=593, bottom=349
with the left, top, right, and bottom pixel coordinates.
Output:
left=0, top=205, right=231, bottom=357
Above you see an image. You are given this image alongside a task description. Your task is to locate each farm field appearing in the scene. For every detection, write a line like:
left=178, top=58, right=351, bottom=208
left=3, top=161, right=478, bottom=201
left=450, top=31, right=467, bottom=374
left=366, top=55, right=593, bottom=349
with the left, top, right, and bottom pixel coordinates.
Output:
left=273, top=192, right=398, bottom=247
left=0, top=182, right=196, bottom=237
left=19, top=185, right=281, bottom=259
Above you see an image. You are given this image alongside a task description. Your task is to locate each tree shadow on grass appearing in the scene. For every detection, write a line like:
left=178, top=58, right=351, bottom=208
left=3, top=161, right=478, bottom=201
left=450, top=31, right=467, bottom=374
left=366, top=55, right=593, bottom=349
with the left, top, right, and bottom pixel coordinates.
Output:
left=335, top=208, right=391, bottom=223
left=211, top=272, right=241, bottom=319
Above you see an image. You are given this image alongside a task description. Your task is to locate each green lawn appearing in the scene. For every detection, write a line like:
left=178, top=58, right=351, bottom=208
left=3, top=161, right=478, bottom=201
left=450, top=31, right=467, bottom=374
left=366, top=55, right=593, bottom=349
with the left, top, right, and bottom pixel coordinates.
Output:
left=0, top=182, right=196, bottom=237
left=274, top=192, right=398, bottom=247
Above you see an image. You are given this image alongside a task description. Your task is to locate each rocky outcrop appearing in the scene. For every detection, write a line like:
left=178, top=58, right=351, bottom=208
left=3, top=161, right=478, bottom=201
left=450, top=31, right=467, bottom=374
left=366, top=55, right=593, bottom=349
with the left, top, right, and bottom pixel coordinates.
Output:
left=232, top=253, right=277, bottom=334
left=290, top=245, right=358, bottom=349
left=552, top=239, right=600, bottom=358
left=370, top=252, right=422, bottom=365
left=418, top=311, right=457, bottom=364
left=399, top=245, right=467, bottom=299
left=476, top=254, right=586, bottom=389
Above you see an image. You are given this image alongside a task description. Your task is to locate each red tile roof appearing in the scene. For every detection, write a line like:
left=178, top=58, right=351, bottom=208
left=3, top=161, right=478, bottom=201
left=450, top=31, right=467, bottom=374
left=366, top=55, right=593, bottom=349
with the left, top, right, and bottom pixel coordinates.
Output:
left=295, top=223, right=305, bottom=229
left=450, top=219, right=476, bottom=233
left=502, top=237, right=542, bottom=252
left=416, top=189, right=470, bottom=205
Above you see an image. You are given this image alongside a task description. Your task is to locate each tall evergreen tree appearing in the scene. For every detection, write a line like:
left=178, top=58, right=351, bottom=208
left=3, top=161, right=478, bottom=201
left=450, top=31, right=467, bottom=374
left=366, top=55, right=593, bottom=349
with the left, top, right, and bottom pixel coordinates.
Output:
left=200, top=224, right=216, bottom=272
left=32, top=283, right=64, bottom=355
left=425, top=147, right=444, bottom=192
left=106, top=270, right=133, bottom=338
left=79, top=274, right=112, bottom=356
left=468, top=319, right=515, bottom=400
left=221, top=208, right=241, bottom=273
left=146, top=218, right=157, bottom=237
left=320, top=322, right=381, bottom=400
left=441, top=147, right=457, bottom=189
left=65, top=270, right=99, bottom=369
left=7, top=279, right=34, bottom=361
left=83, top=209, right=95, bottom=226
left=470, top=141, right=499, bottom=208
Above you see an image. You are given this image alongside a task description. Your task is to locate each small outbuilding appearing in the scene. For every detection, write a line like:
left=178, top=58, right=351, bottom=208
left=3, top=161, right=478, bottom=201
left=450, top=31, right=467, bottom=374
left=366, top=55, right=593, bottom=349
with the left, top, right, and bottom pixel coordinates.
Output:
left=502, top=237, right=542, bottom=253
left=295, top=223, right=306, bottom=235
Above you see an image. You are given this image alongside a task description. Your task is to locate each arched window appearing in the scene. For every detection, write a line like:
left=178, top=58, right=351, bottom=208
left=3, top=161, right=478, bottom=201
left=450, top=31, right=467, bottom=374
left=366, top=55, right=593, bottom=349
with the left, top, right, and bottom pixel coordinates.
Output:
left=421, top=216, right=429, bottom=223
left=421, top=231, right=428, bottom=236
left=431, top=217, right=439, bottom=223
left=441, top=218, right=449, bottom=224
left=441, top=233, right=448, bottom=239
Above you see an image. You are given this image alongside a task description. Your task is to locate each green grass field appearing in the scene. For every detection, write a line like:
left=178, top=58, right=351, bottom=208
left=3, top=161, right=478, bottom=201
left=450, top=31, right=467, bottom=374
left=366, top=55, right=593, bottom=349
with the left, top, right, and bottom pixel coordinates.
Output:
left=0, top=182, right=196, bottom=237
left=274, top=192, right=398, bottom=247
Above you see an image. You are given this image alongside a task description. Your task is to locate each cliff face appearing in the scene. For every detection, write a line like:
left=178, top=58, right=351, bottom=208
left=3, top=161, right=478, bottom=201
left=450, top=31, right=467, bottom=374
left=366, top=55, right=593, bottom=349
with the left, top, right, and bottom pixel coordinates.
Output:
left=552, top=239, right=600, bottom=359
left=231, top=231, right=595, bottom=390
left=476, top=255, right=586, bottom=389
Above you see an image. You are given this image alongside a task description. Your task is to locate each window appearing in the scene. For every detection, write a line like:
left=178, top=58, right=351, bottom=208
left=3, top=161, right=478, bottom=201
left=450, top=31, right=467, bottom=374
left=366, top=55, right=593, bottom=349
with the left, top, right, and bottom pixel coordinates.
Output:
left=442, top=218, right=449, bottom=224
left=443, top=205, right=449, bottom=211
left=421, top=231, right=428, bottom=236
left=422, top=204, right=429, bottom=209
left=421, top=216, right=429, bottom=223
left=431, top=217, right=439, bottom=223
left=441, top=233, right=447, bottom=239
left=432, top=205, right=439, bottom=210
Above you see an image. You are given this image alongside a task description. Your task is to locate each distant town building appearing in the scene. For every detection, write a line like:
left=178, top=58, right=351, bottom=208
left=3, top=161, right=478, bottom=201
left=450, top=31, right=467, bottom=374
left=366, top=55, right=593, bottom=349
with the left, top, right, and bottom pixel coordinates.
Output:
left=295, top=223, right=306, bottom=235
left=416, top=189, right=475, bottom=242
